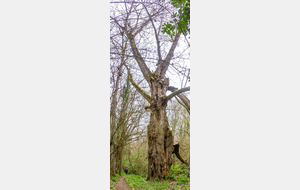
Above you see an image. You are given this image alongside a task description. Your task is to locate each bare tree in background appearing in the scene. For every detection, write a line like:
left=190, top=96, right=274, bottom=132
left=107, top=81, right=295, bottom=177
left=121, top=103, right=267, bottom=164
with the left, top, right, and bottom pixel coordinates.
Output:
left=110, top=21, right=149, bottom=176
left=110, top=0, right=190, bottom=180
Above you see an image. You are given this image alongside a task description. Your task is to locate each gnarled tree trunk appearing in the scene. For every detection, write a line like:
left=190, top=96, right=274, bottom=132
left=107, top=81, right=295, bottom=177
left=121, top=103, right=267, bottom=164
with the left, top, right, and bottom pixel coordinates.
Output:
left=147, top=76, right=174, bottom=180
left=112, top=4, right=189, bottom=180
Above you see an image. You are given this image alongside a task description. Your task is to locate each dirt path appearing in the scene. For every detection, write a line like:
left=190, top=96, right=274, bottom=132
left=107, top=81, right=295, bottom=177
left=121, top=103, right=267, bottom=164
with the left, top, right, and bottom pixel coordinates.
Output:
left=115, top=176, right=131, bottom=190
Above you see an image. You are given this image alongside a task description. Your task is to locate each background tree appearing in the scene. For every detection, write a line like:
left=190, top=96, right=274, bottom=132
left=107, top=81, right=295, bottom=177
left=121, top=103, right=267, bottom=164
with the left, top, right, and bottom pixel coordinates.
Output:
left=167, top=99, right=190, bottom=166
left=110, top=20, right=149, bottom=176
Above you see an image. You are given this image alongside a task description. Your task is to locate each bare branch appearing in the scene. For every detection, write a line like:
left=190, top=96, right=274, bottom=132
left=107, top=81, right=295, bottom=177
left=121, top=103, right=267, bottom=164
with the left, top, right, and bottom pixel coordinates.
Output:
left=142, top=4, right=162, bottom=61
left=125, top=30, right=152, bottom=83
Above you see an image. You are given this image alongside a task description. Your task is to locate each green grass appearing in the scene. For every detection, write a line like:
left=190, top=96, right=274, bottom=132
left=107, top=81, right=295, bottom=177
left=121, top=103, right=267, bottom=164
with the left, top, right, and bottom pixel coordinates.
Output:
left=125, top=164, right=190, bottom=190
left=126, top=175, right=172, bottom=190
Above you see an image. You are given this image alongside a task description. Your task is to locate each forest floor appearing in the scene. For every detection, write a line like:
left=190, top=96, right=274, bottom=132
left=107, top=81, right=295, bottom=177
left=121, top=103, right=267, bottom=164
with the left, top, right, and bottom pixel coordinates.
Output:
left=110, top=165, right=190, bottom=190
left=115, top=176, right=131, bottom=190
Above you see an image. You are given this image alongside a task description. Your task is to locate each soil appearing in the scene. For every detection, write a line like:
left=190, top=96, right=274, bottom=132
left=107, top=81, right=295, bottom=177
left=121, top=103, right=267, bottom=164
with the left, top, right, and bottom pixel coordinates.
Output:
left=115, top=176, right=131, bottom=190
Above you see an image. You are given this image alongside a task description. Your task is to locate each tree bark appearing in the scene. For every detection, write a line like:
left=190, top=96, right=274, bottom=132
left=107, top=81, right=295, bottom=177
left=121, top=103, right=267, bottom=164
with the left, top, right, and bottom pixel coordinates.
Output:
left=168, top=86, right=190, bottom=113
left=147, top=74, right=174, bottom=180
left=115, top=11, right=185, bottom=180
left=173, top=141, right=189, bottom=166
left=117, top=145, right=124, bottom=175
left=165, top=86, right=190, bottom=104
left=110, top=143, right=116, bottom=175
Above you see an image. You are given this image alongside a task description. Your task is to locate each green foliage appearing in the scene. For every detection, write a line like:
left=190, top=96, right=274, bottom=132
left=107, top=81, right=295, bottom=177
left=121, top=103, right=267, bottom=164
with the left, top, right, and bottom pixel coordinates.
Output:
left=171, top=164, right=189, bottom=171
left=120, top=170, right=126, bottom=177
left=168, top=164, right=190, bottom=186
left=162, top=0, right=190, bottom=38
left=162, top=23, right=176, bottom=38
left=166, top=172, right=176, bottom=180
left=121, top=140, right=148, bottom=177
left=126, top=174, right=172, bottom=190
left=110, top=173, right=123, bottom=189
left=125, top=164, right=190, bottom=189
left=177, top=174, right=189, bottom=184
left=122, top=157, right=147, bottom=176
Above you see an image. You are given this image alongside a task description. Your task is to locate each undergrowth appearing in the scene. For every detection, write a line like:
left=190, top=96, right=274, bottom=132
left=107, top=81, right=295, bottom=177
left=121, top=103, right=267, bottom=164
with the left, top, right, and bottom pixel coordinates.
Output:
left=125, top=164, right=190, bottom=190
left=110, top=170, right=127, bottom=189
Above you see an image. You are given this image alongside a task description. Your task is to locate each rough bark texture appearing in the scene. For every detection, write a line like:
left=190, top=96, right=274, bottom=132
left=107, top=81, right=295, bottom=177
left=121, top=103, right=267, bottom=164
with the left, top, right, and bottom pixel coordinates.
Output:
left=147, top=74, right=174, bottom=180
left=119, top=16, right=182, bottom=181
left=110, top=143, right=116, bottom=175
left=111, top=2, right=190, bottom=181
left=116, top=145, right=124, bottom=175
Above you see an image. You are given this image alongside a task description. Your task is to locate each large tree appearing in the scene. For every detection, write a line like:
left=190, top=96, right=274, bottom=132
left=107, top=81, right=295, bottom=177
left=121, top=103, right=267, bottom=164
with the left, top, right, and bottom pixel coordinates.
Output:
left=110, top=0, right=190, bottom=180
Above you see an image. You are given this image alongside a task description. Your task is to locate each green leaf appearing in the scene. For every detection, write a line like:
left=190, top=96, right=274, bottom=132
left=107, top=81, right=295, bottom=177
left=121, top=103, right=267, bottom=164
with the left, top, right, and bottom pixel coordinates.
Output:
left=179, top=20, right=186, bottom=25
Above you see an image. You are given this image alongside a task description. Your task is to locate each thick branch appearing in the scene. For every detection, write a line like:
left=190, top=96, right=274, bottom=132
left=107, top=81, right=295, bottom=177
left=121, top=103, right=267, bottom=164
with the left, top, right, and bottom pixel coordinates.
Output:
left=165, top=32, right=181, bottom=63
left=173, top=141, right=189, bottom=166
left=110, top=146, right=118, bottom=156
left=111, top=12, right=152, bottom=84
left=125, top=30, right=151, bottom=83
left=175, top=96, right=190, bottom=115
left=176, top=93, right=190, bottom=113
left=157, top=32, right=181, bottom=75
left=168, top=86, right=190, bottom=113
left=124, top=63, right=151, bottom=103
left=165, top=86, right=190, bottom=104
